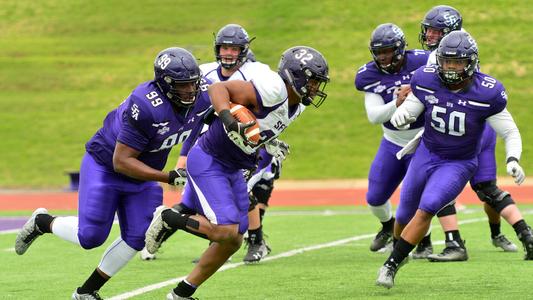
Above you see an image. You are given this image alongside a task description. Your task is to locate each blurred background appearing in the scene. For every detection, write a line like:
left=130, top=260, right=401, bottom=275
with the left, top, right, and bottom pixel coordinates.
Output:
left=0, top=0, right=531, bottom=188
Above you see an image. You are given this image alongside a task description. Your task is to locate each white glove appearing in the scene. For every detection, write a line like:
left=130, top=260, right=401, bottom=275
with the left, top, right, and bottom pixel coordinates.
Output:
left=265, top=139, right=290, bottom=161
left=168, top=168, right=187, bottom=186
left=390, top=107, right=417, bottom=130
left=227, top=131, right=256, bottom=155
left=506, top=160, right=525, bottom=185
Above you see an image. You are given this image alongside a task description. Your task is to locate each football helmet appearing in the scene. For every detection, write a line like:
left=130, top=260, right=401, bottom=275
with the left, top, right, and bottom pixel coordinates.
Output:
left=214, top=24, right=254, bottom=69
left=436, top=31, right=478, bottom=86
left=154, top=47, right=201, bottom=108
left=369, top=23, right=407, bottom=74
left=419, top=5, right=463, bottom=50
left=278, top=46, right=330, bottom=107
left=246, top=49, right=257, bottom=62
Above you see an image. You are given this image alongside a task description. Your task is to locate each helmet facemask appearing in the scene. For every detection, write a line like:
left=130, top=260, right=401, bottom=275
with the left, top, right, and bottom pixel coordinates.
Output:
left=163, top=76, right=201, bottom=108
left=370, top=43, right=405, bottom=74
left=436, top=54, right=478, bottom=86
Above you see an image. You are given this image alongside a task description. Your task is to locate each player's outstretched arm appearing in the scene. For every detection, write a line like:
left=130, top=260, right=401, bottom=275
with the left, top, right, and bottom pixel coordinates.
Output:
left=390, top=92, right=424, bottom=130
left=487, top=109, right=525, bottom=185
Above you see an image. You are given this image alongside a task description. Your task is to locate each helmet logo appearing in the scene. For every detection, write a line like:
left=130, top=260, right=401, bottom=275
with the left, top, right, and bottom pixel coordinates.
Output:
left=443, top=12, right=458, bottom=26
left=164, top=76, right=172, bottom=84
left=157, top=54, right=171, bottom=70
left=294, top=49, right=314, bottom=65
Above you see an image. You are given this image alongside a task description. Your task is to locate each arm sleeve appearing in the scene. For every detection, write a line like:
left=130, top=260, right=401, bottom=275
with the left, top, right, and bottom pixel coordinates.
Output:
left=364, top=92, right=397, bottom=124
left=486, top=108, right=522, bottom=161
left=395, top=92, right=425, bottom=119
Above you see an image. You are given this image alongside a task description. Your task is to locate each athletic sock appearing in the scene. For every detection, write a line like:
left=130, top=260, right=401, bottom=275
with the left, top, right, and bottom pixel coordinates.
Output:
left=513, top=219, right=528, bottom=236
left=444, top=230, right=465, bottom=248
left=35, top=214, right=55, bottom=233
left=174, top=280, right=197, bottom=298
left=489, top=222, right=501, bottom=238
left=77, top=269, right=108, bottom=294
left=385, top=238, right=415, bottom=269
left=381, top=217, right=395, bottom=232
left=247, top=226, right=263, bottom=245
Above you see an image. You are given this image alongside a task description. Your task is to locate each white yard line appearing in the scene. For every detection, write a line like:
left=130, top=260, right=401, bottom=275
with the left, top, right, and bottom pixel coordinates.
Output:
left=109, top=212, right=525, bottom=300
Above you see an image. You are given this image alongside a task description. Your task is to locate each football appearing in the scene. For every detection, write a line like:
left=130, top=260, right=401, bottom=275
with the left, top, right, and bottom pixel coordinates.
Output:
left=229, top=103, right=260, bottom=146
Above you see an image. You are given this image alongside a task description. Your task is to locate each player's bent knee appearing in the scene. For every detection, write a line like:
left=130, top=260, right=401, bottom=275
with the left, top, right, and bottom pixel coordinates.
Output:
left=78, top=227, right=108, bottom=249
left=473, top=181, right=514, bottom=213
left=436, top=204, right=456, bottom=217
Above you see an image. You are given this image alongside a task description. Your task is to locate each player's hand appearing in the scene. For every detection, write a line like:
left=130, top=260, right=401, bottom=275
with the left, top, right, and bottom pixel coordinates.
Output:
left=219, top=109, right=257, bottom=150
left=395, top=85, right=411, bottom=107
left=506, top=159, right=525, bottom=185
left=168, top=168, right=188, bottom=186
left=227, top=131, right=256, bottom=154
left=390, top=108, right=416, bottom=130
left=265, top=139, right=290, bottom=161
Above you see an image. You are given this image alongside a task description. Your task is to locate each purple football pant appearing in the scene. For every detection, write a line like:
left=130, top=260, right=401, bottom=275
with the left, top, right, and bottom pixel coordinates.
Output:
left=366, top=138, right=412, bottom=206
left=396, top=142, right=478, bottom=225
left=180, top=144, right=249, bottom=234
left=471, top=125, right=497, bottom=186
left=78, top=153, right=163, bottom=250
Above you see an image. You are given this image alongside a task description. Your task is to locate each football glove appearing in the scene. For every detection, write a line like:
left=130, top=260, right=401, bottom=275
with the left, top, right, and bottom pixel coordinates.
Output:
left=168, top=168, right=188, bottom=186
left=265, top=139, right=290, bottom=161
left=219, top=109, right=257, bottom=154
left=506, top=158, right=525, bottom=185
left=390, top=106, right=417, bottom=130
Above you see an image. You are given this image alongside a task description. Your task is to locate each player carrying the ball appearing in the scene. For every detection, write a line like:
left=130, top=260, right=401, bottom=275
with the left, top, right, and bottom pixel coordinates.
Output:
left=144, top=45, right=329, bottom=300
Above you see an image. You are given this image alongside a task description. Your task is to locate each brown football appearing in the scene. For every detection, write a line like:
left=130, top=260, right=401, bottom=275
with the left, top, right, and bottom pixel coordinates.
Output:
left=229, top=103, right=260, bottom=145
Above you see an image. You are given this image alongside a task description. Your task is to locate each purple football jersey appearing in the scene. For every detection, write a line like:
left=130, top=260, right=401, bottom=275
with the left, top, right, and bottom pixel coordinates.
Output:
left=411, top=68, right=507, bottom=159
left=355, top=50, right=430, bottom=130
left=85, top=80, right=212, bottom=177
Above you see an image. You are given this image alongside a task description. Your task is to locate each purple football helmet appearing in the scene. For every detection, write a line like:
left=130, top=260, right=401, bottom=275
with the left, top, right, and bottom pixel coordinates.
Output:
left=369, top=23, right=407, bottom=73
left=419, top=5, right=463, bottom=50
left=436, top=31, right=478, bottom=86
left=154, top=47, right=201, bottom=108
left=214, top=24, right=254, bottom=69
left=278, top=46, right=329, bottom=107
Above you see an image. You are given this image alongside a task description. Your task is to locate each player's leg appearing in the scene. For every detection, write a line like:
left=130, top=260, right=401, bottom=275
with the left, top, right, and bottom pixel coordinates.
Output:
left=473, top=180, right=533, bottom=259
left=427, top=204, right=468, bottom=261
left=367, top=139, right=409, bottom=251
left=377, top=146, right=429, bottom=288
left=243, top=178, right=273, bottom=263
left=15, top=153, right=117, bottom=256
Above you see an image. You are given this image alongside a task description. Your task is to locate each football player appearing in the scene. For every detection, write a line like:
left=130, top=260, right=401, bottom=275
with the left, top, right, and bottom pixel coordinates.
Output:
left=354, top=23, right=433, bottom=256
left=417, top=5, right=526, bottom=262
left=144, top=46, right=329, bottom=299
left=376, top=31, right=532, bottom=289
left=14, top=47, right=212, bottom=299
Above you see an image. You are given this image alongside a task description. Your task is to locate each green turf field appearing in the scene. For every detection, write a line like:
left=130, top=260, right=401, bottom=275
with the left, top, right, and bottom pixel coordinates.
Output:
left=1, top=0, right=531, bottom=188
left=2, top=205, right=533, bottom=299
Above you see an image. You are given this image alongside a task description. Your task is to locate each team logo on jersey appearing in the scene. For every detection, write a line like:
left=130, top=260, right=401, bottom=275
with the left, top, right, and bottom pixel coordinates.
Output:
left=131, top=104, right=140, bottom=120
left=373, top=84, right=386, bottom=93
left=425, top=95, right=439, bottom=104
left=152, top=122, right=170, bottom=135
left=501, top=91, right=508, bottom=100
left=457, top=100, right=467, bottom=106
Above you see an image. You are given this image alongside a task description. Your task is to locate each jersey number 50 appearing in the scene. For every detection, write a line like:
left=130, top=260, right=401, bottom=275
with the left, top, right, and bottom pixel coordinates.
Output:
left=431, top=106, right=465, bottom=136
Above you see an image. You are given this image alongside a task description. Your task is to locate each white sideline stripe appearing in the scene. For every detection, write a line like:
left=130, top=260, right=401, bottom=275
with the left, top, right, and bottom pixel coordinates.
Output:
left=108, top=233, right=376, bottom=300
left=108, top=214, right=516, bottom=300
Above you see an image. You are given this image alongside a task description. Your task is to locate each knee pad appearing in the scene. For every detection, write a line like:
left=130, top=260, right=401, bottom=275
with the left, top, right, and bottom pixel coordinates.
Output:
left=252, top=179, right=274, bottom=206
left=473, top=181, right=514, bottom=213
left=436, top=203, right=456, bottom=217
left=248, top=193, right=258, bottom=212
left=79, top=225, right=108, bottom=249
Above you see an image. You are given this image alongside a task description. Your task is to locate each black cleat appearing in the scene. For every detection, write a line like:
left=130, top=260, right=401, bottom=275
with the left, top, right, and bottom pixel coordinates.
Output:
left=370, top=228, right=392, bottom=252
left=518, top=227, right=533, bottom=260
left=427, top=241, right=468, bottom=262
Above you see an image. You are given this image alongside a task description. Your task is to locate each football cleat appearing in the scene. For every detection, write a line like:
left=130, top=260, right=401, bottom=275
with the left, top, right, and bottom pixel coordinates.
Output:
left=492, top=234, right=518, bottom=252
left=166, top=290, right=198, bottom=300
left=140, top=247, right=157, bottom=260
left=145, top=205, right=174, bottom=254
left=15, top=208, right=49, bottom=255
left=71, top=289, right=103, bottom=300
left=376, top=265, right=397, bottom=289
left=370, top=228, right=392, bottom=252
left=411, top=243, right=433, bottom=259
left=518, top=227, right=533, bottom=260
left=243, top=239, right=271, bottom=264
left=427, top=241, right=468, bottom=262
